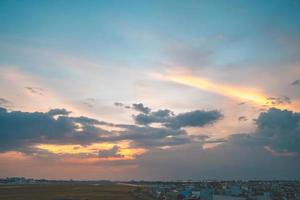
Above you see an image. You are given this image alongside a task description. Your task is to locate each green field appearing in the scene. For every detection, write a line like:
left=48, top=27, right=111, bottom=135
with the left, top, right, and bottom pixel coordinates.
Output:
left=0, top=184, right=151, bottom=200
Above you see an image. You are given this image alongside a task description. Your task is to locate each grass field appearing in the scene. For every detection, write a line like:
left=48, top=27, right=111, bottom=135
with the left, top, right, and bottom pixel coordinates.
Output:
left=0, top=184, right=150, bottom=200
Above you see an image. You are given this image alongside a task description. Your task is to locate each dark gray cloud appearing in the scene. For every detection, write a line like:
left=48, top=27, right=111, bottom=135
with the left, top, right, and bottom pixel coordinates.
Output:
left=0, top=98, right=10, bottom=105
left=3, top=105, right=297, bottom=159
left=113, top=125, right=192, bottom=148
left=47, top=108, right=71, bottom=116
left=116, top=103, right=222, bottom=131
left=0, top=98, right=13, bottom=108
left=135, top=142, right=300, bottom=180
left=254, top=108, right=300, bottom=154
left=134, top=109, right=223, bottom=130
left=114, top=102, right=124, bottom=107
left=98, top=145, right=123, bottom=158
left=132, top=108, right=300, bottom=180
left=166, top=110, right=223, bottom=129
left=132, top=103, right=151, bottom=114
left=112, top=103, right=221, bottom=148
left=238, top=116, right=248, bottom=122
left=25, top=87, right=44, bottom=95
left=0, top=107, right=109, bottom=152
left=228, top=108, right=300, bottom=155
left=265, top=96, right=291, bottom=105
left=134, top=109, right=174, bottom=125
left=113, top=102, right=131, bottom=109
left=83, top=98, right=96, bottom=108
left=0, top=105, right=219, bottom=153
left=291, top=79, right=300, bottom=86
left=1, top=105, right=299, bottom=180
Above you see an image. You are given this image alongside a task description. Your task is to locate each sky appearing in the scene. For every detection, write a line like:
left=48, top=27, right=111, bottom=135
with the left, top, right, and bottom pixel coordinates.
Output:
left=0, top=0, right=300, bottom=180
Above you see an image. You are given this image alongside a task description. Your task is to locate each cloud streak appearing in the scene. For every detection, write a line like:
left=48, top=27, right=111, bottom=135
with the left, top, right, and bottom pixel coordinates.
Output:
left=161, top=73, right=300, bottom=111
left=165, top=74, right=268, bottom=104
left=291, top=79, right=300, bottom=86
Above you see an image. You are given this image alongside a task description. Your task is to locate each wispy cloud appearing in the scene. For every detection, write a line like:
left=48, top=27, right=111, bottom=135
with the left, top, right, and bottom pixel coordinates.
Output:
left=158, top=72, right=300, bottom=111
left=291, top=79, right=300, bottom=86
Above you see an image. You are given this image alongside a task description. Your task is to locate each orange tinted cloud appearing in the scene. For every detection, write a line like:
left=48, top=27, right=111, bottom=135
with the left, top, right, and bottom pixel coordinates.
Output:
left=0, top=151, right=29, bottom=161
left=163, top=73, right=299, bottom=111
left=167, top=75, right=267, bottom=104
left=35, top=142, right=146, bottom=160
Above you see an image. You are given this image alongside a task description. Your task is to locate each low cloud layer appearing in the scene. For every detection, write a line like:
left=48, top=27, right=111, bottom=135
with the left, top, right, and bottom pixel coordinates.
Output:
left=133, top=108, right=300, bottom=180
left=0, top=104, right=223, bottom=152
left=0, top=104, right=299, bottom=180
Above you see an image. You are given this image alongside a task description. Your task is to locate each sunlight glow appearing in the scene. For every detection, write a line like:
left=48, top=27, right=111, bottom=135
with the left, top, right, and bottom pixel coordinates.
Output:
left=167, top=75, right=267, bottom=104
left=35, top=142, right=146, bottom=160
left=163, top=73, right=299, bottom=111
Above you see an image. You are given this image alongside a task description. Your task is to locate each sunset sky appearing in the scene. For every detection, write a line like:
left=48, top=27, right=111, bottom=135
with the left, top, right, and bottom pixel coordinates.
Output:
left=0, top=0, right=300, bottom=180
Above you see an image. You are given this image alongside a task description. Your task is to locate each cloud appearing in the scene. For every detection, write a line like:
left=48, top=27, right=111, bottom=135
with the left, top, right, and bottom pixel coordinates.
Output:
left=0, top=104, right=221, bottom=153
left=134, top=108, right=223, bottom=129
left=132, top=103, right=151, bottom=114
left=25, top=87, right=44, bottom=96
left=47, top=108, right=71, bottom=116
left=114, top=102, right=131, bottom=109
left=0, top=98, right=10, bottom=105
left=253, top=108, right=300, bottom=154
left=291, top=79, right=300, bottom=86
left=114, top=102, right=124, bottom=107
left=163, top=74, right=268, bottom=106
left=83, top=98, right=96, bottom=108
left=226, top=108, right=300, bottom=155
left=0, top=98, right=13, bottom=108
left=165, top=110, right=223, bottom=129
left=115, top=103, right=222, bottom=131
left=3, top=105, right=297, bottom=160
left=135, top=141, right=300, bottom=180
left=265, top=96, right=291, bottom=105
left=1, top=105, right=299, bottom=180
left=109, top=104, right=222, bottom=148
left=134, top=109, right=174, bottom=125
left=167, top=43, right=214, bottom=68
left=132, top=108, right=300, bottom=180
left=238, top=116, right=248, bottom=122
left=98, top=145, right=123, bottom=158
left=112, top=125, right=192, bottom=148
left=0, top=107, right=109, bottom=152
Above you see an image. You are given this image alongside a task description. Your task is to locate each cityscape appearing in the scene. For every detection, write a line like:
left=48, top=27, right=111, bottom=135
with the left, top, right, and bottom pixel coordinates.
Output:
left=1, top=177, right=300, bottom=200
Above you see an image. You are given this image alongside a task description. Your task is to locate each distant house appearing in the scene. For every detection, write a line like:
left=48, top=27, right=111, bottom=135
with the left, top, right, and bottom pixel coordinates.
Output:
left=223, top=185, right=242, bottom=196
left=213, top=195, right=245, bottom=200
left=179, top=190, right=190, bottom=199
left=256, top=192, right=271, bottom=200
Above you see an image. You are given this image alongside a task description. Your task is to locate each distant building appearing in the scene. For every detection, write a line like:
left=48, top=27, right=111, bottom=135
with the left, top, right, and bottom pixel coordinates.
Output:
left=213, top=195, right=245, bottom=200
left=256, top=192, right=271, bottom=200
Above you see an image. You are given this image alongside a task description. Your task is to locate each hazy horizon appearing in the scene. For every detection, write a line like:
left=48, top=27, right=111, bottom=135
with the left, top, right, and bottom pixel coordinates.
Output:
left=0, top=0, right=300, bottom=181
